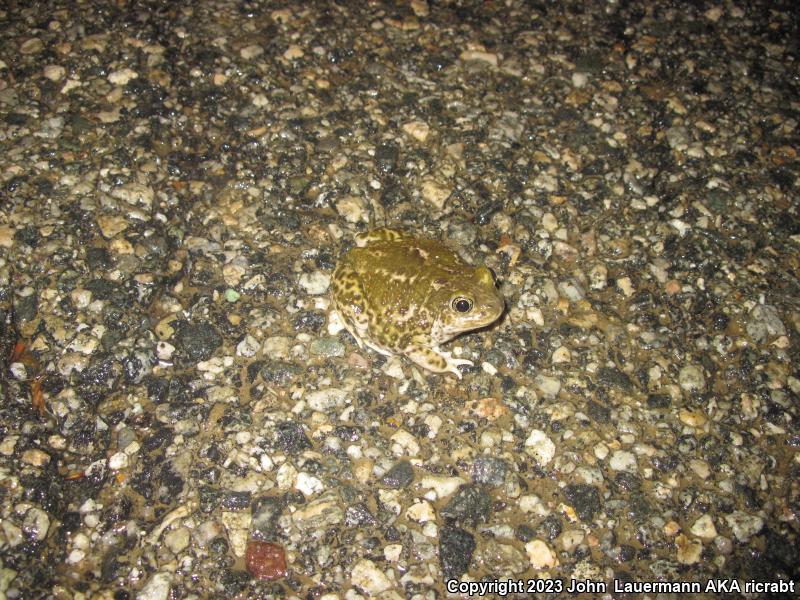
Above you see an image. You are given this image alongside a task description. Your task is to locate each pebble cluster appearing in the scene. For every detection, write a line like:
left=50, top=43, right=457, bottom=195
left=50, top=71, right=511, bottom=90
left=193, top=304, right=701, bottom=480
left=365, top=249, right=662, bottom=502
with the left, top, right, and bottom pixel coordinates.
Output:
left=0, top=1, right=798, bottom=598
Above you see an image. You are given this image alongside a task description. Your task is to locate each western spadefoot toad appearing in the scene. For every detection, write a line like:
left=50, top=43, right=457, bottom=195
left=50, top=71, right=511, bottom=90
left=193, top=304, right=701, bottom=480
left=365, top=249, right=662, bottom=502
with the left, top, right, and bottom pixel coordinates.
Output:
left=331, top=228, right=504, bottom=377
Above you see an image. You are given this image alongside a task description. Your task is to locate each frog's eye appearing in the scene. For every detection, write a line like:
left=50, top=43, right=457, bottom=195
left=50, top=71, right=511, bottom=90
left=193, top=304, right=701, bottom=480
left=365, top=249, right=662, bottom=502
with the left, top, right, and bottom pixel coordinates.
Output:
left=452, top=297, right=473, bottom=313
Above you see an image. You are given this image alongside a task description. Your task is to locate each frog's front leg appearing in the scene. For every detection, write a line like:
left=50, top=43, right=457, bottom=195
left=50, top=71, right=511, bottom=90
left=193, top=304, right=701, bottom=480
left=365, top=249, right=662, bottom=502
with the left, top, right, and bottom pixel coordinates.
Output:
left=405, top=340, right=473, bottom=378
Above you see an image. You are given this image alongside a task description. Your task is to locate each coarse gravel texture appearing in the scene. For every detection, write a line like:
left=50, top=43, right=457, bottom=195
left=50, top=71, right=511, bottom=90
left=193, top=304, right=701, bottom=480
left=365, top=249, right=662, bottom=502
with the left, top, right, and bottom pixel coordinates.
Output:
left=1, top=1, right=799, bottom=599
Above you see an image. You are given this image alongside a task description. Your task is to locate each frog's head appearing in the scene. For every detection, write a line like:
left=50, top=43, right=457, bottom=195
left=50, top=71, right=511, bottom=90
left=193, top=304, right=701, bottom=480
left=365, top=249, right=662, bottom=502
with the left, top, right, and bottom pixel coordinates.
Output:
left=431, top=266, right=504, bottom=343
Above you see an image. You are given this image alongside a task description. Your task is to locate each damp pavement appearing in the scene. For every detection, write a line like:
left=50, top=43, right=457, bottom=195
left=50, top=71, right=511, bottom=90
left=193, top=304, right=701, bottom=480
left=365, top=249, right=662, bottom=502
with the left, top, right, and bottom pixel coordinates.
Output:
left=1, top=1, right=798, bottom=599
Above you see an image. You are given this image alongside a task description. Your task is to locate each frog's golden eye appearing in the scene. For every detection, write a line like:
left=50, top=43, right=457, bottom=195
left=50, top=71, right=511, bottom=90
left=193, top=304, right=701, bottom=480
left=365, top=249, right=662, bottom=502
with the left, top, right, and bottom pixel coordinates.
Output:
left=452, top=297, right=473, bottom=313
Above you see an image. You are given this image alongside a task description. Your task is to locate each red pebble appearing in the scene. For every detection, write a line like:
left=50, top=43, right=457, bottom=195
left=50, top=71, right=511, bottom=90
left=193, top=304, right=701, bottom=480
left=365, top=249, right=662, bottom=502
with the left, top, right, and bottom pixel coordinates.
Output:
left=245, top=540, right=287, bottom=580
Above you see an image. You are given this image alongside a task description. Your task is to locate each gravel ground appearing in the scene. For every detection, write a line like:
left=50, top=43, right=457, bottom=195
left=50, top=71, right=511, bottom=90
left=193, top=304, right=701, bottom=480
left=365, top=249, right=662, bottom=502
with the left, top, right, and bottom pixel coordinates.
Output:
left=1, top=1, right=799, bottom=599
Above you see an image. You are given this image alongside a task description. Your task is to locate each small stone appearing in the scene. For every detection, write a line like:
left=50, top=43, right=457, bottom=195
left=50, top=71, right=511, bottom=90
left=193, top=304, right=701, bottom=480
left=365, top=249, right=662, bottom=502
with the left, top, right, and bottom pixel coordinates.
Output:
left=390, top=429, right=420, bottom=457
left=689, top=459, right=710, bottom=479
left=222, top=264, right=246, bottom=286
left=420, top=179, right=450, bottom=210
left=593, top=443, right=609, bottom=460
left=519, top=494, right=549, bottom=517
left=616, top=276, right=635, bottom=296
left=0, top=436, right=18, bottom=455
left=525, top=430, right=555, bottom=467
left=679, top=408, right=707, bottom=428
left=351, top=558, right=394, bottom=595
left=411, top=0, right=429, bottom=17
left=471, top=456, right=508, bottom=487
left=678, top=365, right=706, bottom=393
left=663, top=520, right=680, bottom=537
left=111, top=182, right=154, bottom=208
left=21, top=449, right=51, bottom=467
left=156, top=342, right=175, bottom=360
left=43, top=65, right=66, bottom=81
left=746, top=304, right=786, bottom=343
left=9, top=362, right=27, bottom=380
left=236, top=334, right=261, bottom=357
left=380, top=461, right=415, bottom=489
left=246, top=540, right=287, bottom=580
left=296, top=472, right=324, bottom=496
left=309, top=336, right=345, bottom=357
left=665, top=279, right=682, bottom=295
left=402, top=120, right=430, bottom=142
left=305, top=388, right=348, bottom=411
left=551, top=346, right=571, bottom=364
left=240, top=44, right=264, bottom=59
left=477, top=539, right=529, bottom=576
left=22, top=508, right=50, bottom=542
left=20, top=38, right=44, bottom=54
left=175, top=322, right=222, bottom=362
left=108, top=452, right=129, bottom=470
left=418, top=474, right=464, bottom=499
left=299, top=271, right=330, bottom=295
left=283, top=44, right=304, bottom=59
left=535, top=375, right=561, bottom=399
left=563, top=484, right=601, bottom=522
left=439, top=526, right=476, bottom=580
left=666, top=125, right=690, bottom=150
left=459, top=50, right=498, bottom=66
left=525, top=539, right=557, bottom=569
left=690, top=514, right=717, bottom=540
left=96, top=215, right=128, bottom=238
left=335, top=195, right=368, bottom=223
left=724, top=511, right=764, bottom=542
left=137, top=572, right=172, bottom=600
left=406, top=500, right=435, bottom=522
left=675, top=533, right=702, bottom=564
left=164, top=527, right=191, bottom=554
left=572, top=72, right=588, bottom=88
left=589, top=264, right=607, bottom=290
left=609, top=450, right=637, bottom=472
left=541, top=212, right=558, bottom=231
left=0, top=225, right=15, bottom=248
left=108, top=68, right=138, bottom=85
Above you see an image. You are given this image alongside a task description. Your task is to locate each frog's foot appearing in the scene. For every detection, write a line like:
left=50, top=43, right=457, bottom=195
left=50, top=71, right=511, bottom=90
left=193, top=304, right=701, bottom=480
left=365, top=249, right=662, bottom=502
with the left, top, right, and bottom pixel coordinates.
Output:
left=406, top=346, right=473, bottom=378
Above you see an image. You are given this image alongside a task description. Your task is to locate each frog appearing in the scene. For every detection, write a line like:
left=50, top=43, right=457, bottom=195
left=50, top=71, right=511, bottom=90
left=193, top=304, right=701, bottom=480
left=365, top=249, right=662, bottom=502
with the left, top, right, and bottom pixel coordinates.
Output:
left=330, top=228, right=504, bottom=378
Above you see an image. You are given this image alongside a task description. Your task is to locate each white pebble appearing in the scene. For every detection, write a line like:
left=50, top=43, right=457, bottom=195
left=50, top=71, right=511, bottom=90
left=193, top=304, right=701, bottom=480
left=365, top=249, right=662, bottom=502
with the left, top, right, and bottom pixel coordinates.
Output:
left=108, top=452, right=129, bottom=470
left=236, top=334, right=261, bottom=357
left=156, top=342, right=175, bottom=360
left=351, top=558, right=394, bottom=595
left=551, top=346, right=571, bottom=364
left=535, top=374, right=561, bottom=399
left=137, top=572, right=172, bottom=600
left=405, top=500, right=435, bottom=523
left=296, top=472, right=325, bottom=496
left=418, top=474, right=465, bottom=499
left=390, top=429, right=420, bottom=457
left=690, top=514, right=717, bottom=540
left=43, top=64, right=66, bottom=81
left=525, top=430, right=555, bottom=466
left=299, top=271, right=330, bottom=295
left=572, top=72, right=588, bottom=88
left=525, top=540, right=557, bottom=569
left=306, top=388, right=348, bottom=411
left=107, top=67, right=138, bottom=85
left=609, top=450, right=637, bottom=472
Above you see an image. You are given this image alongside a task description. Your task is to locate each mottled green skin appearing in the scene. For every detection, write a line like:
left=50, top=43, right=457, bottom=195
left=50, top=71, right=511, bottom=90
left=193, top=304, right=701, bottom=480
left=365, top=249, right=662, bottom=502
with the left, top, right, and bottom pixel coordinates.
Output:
left=331, top=228, right=504, bottom=377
